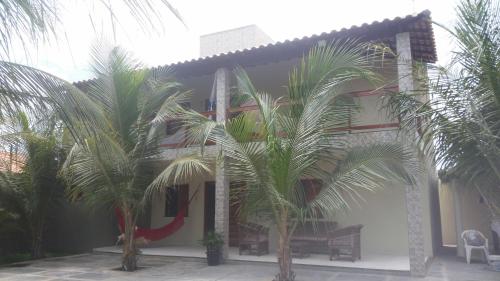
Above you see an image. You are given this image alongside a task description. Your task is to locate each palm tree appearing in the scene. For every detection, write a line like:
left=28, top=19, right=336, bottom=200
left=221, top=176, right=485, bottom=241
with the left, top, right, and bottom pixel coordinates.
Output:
left=150, top=42, right=416, bottom=281
left=0, top=0, right=184, bottom=128
left=386, top=0, right=500, bottom=216
left=59, top=45, right=206, bottom=271
left=0, top=113, right=65, bottom=259
left=0, top=0, right=184, bottom=59
left=0, top=0, right=186, bottom=268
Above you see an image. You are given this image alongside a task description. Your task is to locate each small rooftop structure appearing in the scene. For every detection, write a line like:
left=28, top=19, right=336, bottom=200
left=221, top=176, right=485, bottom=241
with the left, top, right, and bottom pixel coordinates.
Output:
left=200, top=25, right=274, bottom=58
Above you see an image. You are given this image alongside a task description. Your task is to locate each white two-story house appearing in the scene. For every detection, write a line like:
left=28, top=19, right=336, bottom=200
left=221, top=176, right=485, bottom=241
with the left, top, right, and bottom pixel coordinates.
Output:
left=97, top=11, right=440, bottom=277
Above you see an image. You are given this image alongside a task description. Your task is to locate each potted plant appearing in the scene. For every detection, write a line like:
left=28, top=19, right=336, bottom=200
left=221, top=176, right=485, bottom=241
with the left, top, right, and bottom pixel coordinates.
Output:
left=201, top=231, right=224, bottom=266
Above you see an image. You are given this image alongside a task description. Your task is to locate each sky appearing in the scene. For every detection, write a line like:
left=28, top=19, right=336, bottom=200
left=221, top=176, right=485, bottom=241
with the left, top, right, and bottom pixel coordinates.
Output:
left=13, top=0, right=460, bottom=82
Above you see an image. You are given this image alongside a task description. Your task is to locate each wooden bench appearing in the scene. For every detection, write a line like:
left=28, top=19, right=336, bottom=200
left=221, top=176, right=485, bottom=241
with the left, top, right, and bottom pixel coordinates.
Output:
left=238, top=222, right=269, bottom=256
left=328, top=224, right=363, bottom=262
left=290, top=221, right=338, bottom=255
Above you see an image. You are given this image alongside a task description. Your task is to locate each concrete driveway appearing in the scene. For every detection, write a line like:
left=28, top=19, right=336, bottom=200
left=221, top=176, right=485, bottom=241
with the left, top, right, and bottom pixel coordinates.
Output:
left=0, top=253, right=498, bottom=280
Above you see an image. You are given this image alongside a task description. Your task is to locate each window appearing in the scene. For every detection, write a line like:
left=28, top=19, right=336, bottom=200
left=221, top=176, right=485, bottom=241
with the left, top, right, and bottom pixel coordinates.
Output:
left=164, top=185, right=189, bottom=217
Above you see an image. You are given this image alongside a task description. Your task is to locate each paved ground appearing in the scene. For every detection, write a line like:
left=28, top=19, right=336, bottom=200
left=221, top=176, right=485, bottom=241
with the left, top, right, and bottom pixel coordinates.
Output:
left=0, top=253, right=498, bottom=281
left=95, top=245, right=411, bottom=271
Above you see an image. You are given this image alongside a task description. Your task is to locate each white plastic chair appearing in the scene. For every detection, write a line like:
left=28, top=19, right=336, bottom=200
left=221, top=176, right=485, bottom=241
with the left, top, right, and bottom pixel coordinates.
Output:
left=461, top=230, right=489, bottom=264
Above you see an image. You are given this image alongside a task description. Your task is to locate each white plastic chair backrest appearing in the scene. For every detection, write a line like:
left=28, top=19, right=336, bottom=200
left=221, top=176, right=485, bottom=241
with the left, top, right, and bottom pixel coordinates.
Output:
left=461, top=229, right=486, bottom=246
left=492, top=220, right=500, bottom=236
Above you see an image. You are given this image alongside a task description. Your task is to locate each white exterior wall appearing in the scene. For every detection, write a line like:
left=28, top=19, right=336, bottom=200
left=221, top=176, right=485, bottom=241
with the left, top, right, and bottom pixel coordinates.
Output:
left=439, top=181, right=457, bottom=246
left=179, top=74, right=215, bottom=112
left=243, top=58, right=401, bottom=131
left=451, top=180, right=491, bottom=259
left=261, top=183, right=409, bottom=255
left=255, top=125, right=410, bottom=256
left=149, top=173, right=212, bottom=247
left=334, top=183, right=409, bottom=255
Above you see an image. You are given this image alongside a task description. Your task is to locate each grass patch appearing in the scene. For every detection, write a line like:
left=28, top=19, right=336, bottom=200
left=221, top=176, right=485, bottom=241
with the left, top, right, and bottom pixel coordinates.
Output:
left=0, top=253, right=31, bottom=265
left=0, top=251, right=77, bottom=265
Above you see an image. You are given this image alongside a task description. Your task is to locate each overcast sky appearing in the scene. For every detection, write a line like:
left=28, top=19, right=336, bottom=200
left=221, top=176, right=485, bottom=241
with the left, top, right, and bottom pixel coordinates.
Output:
left=13, top=0, right=459, bottom=82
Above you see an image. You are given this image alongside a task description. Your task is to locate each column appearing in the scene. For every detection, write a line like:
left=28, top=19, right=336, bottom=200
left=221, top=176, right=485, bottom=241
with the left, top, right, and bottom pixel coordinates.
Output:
left=397, top=32, right=427, bottom=277
left=214, top=68, right=230, bottom=259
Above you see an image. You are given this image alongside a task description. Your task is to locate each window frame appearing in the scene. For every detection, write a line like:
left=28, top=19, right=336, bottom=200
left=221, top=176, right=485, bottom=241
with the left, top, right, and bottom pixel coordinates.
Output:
left=164, top=184, right=189, bottom=217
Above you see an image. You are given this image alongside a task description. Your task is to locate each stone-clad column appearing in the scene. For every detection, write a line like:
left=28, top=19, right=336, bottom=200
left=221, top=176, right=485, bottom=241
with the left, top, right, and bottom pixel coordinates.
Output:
left=397, top=32, right=426, bottom=277
left=214, top=68, right=230, bottom=259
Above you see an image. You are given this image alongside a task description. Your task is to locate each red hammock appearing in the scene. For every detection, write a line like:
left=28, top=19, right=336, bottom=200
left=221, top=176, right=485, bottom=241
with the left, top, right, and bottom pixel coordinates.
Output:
left=115, top=190, right=197, bottom=242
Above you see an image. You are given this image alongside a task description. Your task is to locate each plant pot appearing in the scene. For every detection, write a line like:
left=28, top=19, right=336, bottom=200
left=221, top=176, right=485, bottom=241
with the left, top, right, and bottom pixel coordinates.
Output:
left=206, top=245, right=221, bottom=266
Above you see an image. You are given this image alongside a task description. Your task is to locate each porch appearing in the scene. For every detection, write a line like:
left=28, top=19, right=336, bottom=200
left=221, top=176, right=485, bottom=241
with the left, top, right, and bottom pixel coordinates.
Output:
left=94, top=245, right=410, bottom=274
left=141, top=162, right=416, bottom=275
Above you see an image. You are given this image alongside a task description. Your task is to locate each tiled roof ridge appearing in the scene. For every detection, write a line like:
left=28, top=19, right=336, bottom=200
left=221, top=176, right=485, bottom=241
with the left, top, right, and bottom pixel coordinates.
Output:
left=74, top=10, right=433, bottom=85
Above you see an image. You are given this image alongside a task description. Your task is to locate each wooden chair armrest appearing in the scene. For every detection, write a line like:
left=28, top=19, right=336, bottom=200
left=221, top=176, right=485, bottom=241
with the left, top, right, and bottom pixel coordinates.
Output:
left=239, top=222, right=269, bottom=234
left=328, top=224, right=363, bottom=238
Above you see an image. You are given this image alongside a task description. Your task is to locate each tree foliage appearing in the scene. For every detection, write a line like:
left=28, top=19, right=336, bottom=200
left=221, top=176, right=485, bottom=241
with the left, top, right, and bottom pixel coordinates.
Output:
left=0, top=112, right=64, bottom=258
left=59, top=45, right=203, bottom=271
left=0, top=0, right=185, bottom=135
left=0, top=0, right=184, bottom=59
left=386, top=0, right=500, bottom=216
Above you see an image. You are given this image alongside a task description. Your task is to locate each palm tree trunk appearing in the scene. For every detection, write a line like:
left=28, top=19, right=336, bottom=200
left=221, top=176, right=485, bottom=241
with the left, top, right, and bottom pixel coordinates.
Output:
left=121, top=207, right=138, bottom=271
left=31, top=232, right=43, bottom=259
left=275, top=214, right=294, bottom=281
left=31, top=220, right=44, bottom=259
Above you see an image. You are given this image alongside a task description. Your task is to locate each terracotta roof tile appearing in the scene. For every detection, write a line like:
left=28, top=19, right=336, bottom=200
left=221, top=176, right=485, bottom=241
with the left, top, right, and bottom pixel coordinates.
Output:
left=75, top=10, right=436, bottom=84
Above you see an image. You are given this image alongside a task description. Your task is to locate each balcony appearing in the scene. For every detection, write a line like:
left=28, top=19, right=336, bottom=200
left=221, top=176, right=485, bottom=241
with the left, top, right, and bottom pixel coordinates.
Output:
left=160, top=87, right=400, bottom=149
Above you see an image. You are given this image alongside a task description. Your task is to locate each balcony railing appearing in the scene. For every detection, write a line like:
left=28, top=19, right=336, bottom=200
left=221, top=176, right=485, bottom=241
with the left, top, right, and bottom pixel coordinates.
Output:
left=160, top=87, right=400, bottom=148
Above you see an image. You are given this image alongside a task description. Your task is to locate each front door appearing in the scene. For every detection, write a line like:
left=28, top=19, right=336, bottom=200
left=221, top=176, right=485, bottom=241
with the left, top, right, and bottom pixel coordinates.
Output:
left=204, top=182, right=216, bottom=237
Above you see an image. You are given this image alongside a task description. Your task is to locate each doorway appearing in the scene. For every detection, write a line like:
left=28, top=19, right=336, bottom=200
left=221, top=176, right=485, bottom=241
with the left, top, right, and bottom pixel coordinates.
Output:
left=204, top=181, right=242, bottom=245
left=204, top=182, right=216, bottom=237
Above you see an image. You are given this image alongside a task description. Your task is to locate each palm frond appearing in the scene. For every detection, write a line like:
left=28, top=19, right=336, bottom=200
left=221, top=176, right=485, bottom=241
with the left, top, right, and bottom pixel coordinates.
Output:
left=144, top=154, right=213, bottom=199
left=0, top=0, right=185, bottom=59
left=309, top=143, right=416, bottom=217
left=0, top=61, right=107, bottom=141
left=0, top=0, right=58, bottom=59
left=287, top=40, right=381, bottom=105
left=384, top=2, right=500, bottom=214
